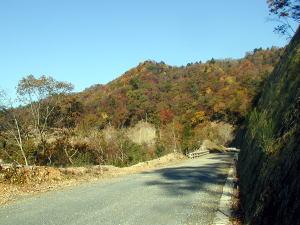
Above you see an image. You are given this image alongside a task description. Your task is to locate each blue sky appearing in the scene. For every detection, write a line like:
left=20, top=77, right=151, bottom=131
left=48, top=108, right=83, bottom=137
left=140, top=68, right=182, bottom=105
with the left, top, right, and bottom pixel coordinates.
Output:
left=0, top=0, right=298, bottom=98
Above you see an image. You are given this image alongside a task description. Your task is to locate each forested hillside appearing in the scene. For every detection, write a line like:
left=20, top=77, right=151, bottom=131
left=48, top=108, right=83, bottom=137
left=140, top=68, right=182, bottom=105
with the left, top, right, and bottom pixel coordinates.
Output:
left=74, top=48, right=281, bottom=128
left=235, top=27, right=300, bottom=225
left=0, top=48, right=282, bottom=167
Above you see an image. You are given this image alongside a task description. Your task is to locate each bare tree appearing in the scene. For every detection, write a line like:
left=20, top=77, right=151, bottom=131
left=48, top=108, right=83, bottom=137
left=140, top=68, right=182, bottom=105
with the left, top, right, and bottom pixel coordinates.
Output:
left=16, top=75, right=74, bottom=160
left=0, top=90, right=28, bottom=165
left=267, top=0, right=300, bottom=37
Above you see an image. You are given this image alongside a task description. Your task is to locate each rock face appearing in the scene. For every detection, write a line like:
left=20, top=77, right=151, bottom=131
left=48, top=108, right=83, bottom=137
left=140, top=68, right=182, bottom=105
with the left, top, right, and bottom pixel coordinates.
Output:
left=126, top=121, right=156, bottom=146
left=235, top=27, right=300, bottom=225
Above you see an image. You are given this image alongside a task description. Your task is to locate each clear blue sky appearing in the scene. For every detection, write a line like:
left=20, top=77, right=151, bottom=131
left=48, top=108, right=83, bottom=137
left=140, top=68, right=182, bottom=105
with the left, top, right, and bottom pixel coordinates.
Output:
left=0, top=0, right=298, bottom=97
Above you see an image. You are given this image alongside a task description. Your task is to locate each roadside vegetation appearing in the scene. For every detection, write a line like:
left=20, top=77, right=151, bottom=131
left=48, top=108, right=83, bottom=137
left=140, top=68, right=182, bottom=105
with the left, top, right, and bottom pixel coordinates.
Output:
left=234, top=27, right=300, bottom=225
left=0, top=48, right=281, bottom=168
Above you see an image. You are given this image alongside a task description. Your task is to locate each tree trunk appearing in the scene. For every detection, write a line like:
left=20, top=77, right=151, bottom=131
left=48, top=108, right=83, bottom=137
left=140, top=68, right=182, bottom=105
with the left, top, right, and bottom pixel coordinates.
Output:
left=14, top=117, right=28, bottom=166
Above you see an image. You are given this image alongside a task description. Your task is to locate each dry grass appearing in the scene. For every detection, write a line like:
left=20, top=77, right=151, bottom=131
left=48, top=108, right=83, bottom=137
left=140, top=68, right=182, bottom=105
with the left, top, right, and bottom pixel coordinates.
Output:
left=230, top=187, right=244, bottom=225
left=230, top=164, right=244, bottom=225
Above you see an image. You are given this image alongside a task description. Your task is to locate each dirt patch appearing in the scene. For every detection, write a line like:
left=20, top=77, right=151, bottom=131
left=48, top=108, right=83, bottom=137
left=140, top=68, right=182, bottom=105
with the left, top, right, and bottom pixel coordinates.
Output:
left=200, top=139, right=227, bottom=152
left=0, top=153, right=187, bottom=206
left=199, top=139, right=239, bottom=153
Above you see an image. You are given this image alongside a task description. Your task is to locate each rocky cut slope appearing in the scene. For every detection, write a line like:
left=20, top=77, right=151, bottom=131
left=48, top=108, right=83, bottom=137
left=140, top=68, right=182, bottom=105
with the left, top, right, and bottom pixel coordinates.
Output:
left=235, top=27, right=300, bottom=225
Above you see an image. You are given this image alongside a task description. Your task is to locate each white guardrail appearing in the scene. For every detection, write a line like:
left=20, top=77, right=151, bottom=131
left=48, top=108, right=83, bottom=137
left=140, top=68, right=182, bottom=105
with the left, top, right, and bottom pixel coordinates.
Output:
left=187, top=150, right=210, bottom=158
left=187, top=147, right=240, bottom=159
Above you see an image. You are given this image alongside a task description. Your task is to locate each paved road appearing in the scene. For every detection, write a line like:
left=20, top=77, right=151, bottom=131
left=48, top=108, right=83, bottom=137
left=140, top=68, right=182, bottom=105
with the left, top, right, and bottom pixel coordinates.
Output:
left=0, top=153, right=233, bottom=225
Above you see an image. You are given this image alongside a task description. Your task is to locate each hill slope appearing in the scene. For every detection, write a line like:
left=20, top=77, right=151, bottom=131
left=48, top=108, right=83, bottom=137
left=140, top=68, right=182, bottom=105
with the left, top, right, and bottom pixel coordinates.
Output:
left=64, top=48, right=281, bottom=129
left=235, top=27, right=300, bottom=225
left=0, top=47, right=283, bottom=167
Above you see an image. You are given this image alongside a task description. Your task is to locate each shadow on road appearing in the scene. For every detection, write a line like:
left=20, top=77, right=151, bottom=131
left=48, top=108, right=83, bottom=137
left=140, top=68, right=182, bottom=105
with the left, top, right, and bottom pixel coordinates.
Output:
left=142, top=153, right=232, bottom=196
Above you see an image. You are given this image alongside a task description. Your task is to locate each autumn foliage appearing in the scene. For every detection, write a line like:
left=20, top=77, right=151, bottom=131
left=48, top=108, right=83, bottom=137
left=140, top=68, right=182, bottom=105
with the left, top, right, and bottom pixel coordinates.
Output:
left=74, top=47, right=282, bottom=128
left=0, top=47, right=283, bottom=166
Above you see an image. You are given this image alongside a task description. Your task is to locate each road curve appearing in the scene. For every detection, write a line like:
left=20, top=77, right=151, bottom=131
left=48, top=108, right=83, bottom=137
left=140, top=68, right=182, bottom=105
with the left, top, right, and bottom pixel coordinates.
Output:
left=0, top=153, right=233, bottom=225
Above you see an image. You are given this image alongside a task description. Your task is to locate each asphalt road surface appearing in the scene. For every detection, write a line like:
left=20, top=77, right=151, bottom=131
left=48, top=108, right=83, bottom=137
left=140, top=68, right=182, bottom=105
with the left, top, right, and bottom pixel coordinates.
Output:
left=0, top=153, right=233, bottom=225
